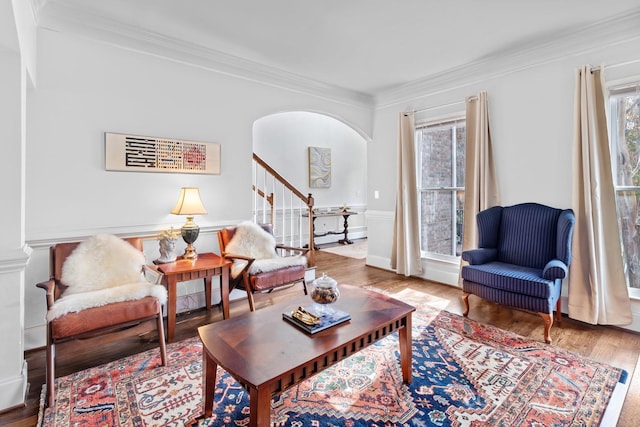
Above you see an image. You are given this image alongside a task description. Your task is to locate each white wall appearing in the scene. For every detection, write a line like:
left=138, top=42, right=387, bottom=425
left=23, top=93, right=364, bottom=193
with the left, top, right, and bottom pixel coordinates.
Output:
left=23, top=29, right=373, bottom=350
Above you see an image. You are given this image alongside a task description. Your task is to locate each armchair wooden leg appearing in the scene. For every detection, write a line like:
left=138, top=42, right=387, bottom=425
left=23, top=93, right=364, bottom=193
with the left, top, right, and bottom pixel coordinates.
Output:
left=246, top=291, right=256, bottom=312
left=302, top=279, right=308, bottom=295
left=461, top=292, right=470, bottom=317
left=46, top=340, right=55, bottom=407
left=539, top=312, right=553, bottom=344
left=156, top=312, right=167, bottom=366
left=241, top=273, right=256, bottom=312
left=555, top=298, right=562, bottom=324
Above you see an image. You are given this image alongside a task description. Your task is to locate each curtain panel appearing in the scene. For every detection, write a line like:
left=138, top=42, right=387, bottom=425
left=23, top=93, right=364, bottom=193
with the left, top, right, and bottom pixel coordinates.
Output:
left=460, top=91, right=500, bottom=278
left=391, top=112, right=423, bottom=276
left=569, top=65, right=632, bottom=325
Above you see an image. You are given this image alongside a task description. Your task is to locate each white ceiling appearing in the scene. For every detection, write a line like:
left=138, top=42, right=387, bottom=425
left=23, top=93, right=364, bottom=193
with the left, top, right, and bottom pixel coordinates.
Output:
left=33, top=0, right=640, bottom=96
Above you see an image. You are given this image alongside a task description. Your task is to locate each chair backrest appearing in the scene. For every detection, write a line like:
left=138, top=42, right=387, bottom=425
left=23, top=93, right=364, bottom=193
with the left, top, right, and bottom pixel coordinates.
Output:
left=477, top=203, right=574, bottom=270
left=50, top=237, right=143, bottom=301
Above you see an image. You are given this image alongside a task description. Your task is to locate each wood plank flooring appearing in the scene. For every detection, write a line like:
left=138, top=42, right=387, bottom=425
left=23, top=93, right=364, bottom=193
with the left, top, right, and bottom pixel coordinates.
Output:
left=2, top=250, right=639, bottom=426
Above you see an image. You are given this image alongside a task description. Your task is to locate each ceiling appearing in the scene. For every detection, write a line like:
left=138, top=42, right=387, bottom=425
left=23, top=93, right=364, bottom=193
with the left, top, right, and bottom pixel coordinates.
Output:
left=33, top=0, right=640, bottom=97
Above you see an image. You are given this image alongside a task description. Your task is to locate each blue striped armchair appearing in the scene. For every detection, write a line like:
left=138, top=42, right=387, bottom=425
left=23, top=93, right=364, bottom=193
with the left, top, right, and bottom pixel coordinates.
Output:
left=460, top=202, right=575, bottom=344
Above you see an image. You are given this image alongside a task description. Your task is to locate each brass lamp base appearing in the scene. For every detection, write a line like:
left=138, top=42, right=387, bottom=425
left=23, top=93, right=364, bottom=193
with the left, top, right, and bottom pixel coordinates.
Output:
left=182, top=243, right=198, bottom=260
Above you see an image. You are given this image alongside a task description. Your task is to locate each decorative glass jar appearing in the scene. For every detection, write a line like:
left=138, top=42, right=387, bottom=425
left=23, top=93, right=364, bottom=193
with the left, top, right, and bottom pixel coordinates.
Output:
left=310, top=272, right=340, bottom=315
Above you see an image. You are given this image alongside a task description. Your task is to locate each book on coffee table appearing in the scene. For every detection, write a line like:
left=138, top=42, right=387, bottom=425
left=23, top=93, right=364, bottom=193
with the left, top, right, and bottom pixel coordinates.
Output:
left=283, top=306, right=351, bottom=334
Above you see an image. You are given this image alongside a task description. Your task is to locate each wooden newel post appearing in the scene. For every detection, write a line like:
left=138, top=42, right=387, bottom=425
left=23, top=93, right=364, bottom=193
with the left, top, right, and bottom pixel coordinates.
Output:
left=307, top=193, right=315, bottom=266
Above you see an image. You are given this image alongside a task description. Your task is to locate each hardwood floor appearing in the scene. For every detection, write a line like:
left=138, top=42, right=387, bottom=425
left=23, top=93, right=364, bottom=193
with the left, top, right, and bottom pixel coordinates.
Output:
left=2, top=250, right=639, bottom=426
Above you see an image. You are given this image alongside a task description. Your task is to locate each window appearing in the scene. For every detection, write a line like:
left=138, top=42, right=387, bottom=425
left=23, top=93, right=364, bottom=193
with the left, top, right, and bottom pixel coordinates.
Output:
left=609, top=84, right=640, bottom=295
left=416, top=117, right=466, bottom=259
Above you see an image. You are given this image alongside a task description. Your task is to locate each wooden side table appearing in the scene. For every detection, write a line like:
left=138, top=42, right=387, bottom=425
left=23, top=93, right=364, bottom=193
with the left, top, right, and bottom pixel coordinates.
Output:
left=156, top=253, right=231, bottom=342
left=301, top=210, right=358, bottom=248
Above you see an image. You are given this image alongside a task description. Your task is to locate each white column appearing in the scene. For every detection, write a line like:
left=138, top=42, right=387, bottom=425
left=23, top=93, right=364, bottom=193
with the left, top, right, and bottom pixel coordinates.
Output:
left=0, top=1, right=31, bottom=411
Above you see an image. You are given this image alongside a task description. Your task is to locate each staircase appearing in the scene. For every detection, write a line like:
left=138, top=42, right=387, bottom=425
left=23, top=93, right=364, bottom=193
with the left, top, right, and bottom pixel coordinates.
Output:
left=252, top=153, right=316, bottom=266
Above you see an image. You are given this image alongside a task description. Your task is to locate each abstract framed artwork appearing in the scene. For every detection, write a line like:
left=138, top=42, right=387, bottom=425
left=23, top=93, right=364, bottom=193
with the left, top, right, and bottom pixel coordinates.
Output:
left=105, top=132, right=221, bottom=174
left=308, top=146, right=331, bottom=188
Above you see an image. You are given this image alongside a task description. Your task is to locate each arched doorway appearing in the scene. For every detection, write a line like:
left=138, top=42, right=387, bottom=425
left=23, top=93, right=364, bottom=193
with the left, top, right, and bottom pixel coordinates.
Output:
left=252, top=111, right=369, bottom=248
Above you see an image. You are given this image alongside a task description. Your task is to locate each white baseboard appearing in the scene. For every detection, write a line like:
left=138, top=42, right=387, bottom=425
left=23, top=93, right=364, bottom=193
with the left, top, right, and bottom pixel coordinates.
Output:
left=305, top=267, right=317, bottom=283
left=0, top=360, right=27, bottom=411
left=365, top=254, right=393, bottom=271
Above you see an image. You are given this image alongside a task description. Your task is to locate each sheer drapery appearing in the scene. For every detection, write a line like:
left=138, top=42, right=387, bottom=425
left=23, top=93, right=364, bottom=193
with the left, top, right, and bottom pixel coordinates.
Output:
left=391, top=112, right=423, bottom=276
left=569, top=65, right=632, bottom=325
left=461, top=92, right=500, bottom=260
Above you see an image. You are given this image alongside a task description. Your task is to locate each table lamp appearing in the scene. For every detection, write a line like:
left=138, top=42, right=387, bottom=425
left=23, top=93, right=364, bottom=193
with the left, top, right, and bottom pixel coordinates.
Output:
left=171, top=187, right=208, bottom=259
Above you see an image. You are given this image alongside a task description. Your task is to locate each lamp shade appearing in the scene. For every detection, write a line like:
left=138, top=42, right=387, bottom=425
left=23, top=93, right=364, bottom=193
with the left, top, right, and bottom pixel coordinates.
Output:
left=171, top=187, right=208, bottom=216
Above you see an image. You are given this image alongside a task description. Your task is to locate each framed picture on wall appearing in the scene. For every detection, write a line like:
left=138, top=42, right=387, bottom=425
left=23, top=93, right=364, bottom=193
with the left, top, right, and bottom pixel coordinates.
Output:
left=105, top=132, right=221, bottom=174
left=308, top=146, right=331, bottom=188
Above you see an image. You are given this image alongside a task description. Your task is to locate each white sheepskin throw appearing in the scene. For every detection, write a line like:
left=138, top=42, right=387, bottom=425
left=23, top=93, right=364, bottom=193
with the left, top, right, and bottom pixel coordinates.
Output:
left=225, top=221, right=278, bottom=259
left=247, top=256, right=307, bottom=275
left=47, top=282, right=167, bottom=321
left=61, top=234, right=147, bottom=295
left=225, top=222, right=307, bottom=278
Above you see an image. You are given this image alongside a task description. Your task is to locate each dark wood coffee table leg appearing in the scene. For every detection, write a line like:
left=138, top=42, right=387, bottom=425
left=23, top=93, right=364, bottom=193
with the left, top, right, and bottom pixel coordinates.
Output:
left=249, top=387, right=272, bottom=427
left=399, top=314, right=412, bottom=383
left=203, top=349, right=218, bottom=418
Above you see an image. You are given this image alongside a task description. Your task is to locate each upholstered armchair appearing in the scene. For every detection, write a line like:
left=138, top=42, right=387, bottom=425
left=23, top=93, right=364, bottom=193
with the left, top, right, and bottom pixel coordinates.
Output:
left=218, top=221, right=308, bottom=311
left=460, top=202, right=575, bottom=344
left=37, top=234, right=168, bottom=406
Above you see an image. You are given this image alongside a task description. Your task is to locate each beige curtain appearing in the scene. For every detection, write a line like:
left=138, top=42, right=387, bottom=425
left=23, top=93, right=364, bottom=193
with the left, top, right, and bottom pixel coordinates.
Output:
left=569, top=65, right=632, bottom=325
left=391, top=112, right=423, bottom=276
left=461, top=91, right=500, bottom=256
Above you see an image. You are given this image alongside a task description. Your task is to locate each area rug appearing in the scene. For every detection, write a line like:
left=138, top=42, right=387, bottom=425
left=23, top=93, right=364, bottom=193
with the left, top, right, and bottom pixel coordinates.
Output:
left=320, top=239, right=367, bottom=259
left=38, top=302, right=627, bottom=426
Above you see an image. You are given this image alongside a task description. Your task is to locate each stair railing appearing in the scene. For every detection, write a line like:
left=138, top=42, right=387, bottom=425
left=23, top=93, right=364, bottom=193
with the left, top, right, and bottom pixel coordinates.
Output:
left=252, top=153, right=316, bottom=266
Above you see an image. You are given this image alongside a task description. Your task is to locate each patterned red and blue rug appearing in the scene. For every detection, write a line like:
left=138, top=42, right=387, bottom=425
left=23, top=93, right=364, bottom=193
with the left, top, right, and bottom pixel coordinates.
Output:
left=38, top=304, right=627, bottom=426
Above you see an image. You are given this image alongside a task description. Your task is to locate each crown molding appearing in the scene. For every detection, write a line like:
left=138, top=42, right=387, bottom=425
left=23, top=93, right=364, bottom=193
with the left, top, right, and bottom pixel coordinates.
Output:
left=34, top=0, right=374, bottom=110
left=375, top=8, right=640, bottom=109
left=32, top=1, right=640, bottom=112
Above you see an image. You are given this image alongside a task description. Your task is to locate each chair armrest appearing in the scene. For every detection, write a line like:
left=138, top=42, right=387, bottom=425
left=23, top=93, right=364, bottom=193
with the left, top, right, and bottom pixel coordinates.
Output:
left=222, top=253, right=255, bottom=263
left=275, top=244, right=310, bottom=256
left=542, top=259, right=569, bottom=280
left=36, top=279, right=57, bottom=310
left=221, top=253, right=256, bottom=278
left=462, top=248, right=498, bottom=265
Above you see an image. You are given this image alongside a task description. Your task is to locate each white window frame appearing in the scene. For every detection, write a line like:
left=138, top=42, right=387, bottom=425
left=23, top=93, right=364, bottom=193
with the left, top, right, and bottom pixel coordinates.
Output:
left=415, top=113, right=466, bottom=263
left=608, top=80, right=640, bottom=300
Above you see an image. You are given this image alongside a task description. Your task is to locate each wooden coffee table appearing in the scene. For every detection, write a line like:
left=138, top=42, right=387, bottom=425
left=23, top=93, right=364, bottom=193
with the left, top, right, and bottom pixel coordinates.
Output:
left=197, top=284, right=415, bottom=426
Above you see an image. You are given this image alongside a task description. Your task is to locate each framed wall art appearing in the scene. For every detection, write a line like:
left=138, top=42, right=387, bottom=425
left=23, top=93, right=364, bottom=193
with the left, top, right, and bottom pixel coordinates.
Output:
left=308, top=146, right=331, bottom=188
left=105, top=132, right=221, bottom=174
